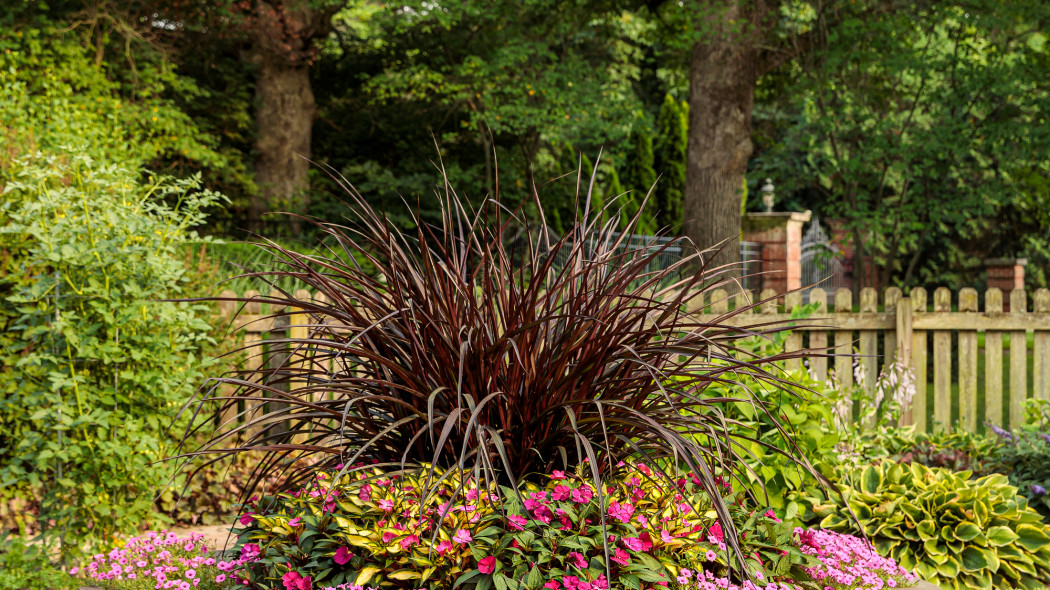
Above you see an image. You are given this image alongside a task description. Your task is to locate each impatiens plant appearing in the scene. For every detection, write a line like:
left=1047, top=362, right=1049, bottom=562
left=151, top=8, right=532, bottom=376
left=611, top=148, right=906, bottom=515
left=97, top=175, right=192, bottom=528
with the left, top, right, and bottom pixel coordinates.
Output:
left=231, top=462, right=916, bottom=590
left=811, top=462, right=1050, bottom=590
left=183, top=169, right=827, bottom=568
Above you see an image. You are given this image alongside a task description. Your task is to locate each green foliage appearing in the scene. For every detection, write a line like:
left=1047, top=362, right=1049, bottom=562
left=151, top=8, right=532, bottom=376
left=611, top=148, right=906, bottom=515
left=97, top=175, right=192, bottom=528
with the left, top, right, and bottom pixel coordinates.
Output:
left=0, top=153, right=221, bottom=559
left=652, top=94, right=686, bottom=235
left=621, top=131, right=657, bottom=235
left=813, top=462, right=1050, bottom=590
left=752, top=0, right=1050, bottom=288
left=0, top=536, right=75, bottom=590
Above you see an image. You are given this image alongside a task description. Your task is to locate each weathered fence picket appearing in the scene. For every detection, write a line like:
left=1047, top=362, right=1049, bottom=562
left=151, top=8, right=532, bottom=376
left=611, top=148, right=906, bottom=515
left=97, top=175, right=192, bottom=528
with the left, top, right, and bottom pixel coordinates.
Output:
left=217, top=285, right=1050, bottom=433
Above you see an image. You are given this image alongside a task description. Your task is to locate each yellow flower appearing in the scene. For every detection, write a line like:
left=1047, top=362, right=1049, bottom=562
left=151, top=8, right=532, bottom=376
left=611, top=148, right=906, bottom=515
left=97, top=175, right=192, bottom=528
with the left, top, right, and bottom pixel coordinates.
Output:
left=528, top=90, right=535, bottom=96
left=151, top=117, right=158, bottom=122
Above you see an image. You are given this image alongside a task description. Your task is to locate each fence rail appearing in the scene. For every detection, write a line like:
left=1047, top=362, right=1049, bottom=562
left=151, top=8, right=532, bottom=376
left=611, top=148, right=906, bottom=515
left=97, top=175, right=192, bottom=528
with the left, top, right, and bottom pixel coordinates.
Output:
left=218, top=285, right=1050, bottom=434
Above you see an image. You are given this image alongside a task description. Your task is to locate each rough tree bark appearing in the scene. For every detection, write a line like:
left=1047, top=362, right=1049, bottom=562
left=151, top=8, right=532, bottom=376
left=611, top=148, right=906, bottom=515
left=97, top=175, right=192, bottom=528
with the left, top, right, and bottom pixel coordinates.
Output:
left=683, top=2, right=758, bottom=274
left=682, top=0, right=822, bottom=274
left=246, top=0, right=333, bottom=233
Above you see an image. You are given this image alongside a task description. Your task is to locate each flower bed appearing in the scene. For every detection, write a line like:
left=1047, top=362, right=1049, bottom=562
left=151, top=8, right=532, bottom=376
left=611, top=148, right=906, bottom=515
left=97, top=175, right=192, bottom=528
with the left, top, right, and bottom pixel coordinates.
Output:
left=211, top=463, right=916, bottom=590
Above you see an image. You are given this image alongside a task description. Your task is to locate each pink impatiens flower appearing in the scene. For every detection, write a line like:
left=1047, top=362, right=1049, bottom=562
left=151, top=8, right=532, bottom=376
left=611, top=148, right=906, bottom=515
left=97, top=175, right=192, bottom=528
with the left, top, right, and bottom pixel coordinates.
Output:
left=568, top=552, right=588, bottom=570
left=453, top=529, right=473, bottom=544
left=508, top=515, right=528, bottom=531
left=611, top=547, right=630, bottom=566
left=571, top=485, right=593, bottom=503
left=334, top=546, right=353, bottom=565
left=400, top=534, right=420, bottom=550
left=288, top=517, right=302, bottom=527
left=543, top=581, right=561, bottom=590
left=478, top=556, right=498, bottom=574
left=238, top=512, right=255, bottom=526
left=551, top=470, right=566, bottom=480
left=551, top=485, right=572, bottom=501
left=435, top=540, right=454, bottom=554
left=282, top=571, right=312, bottom=590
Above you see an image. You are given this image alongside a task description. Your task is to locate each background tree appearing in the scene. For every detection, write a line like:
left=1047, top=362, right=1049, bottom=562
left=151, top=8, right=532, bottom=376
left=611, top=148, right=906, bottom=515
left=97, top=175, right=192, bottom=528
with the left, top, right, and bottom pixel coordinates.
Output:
left=653, top=93, right=687, bottom=234
left=622, top=128, right=658, bottom=234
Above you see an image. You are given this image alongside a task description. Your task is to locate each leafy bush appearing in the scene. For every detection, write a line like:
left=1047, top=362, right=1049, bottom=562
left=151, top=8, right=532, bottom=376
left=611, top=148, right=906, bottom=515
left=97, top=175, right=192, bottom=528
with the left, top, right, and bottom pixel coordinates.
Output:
left=811, top=462, right=1050, bottom=590
left=0, top=536, right=76, bottom=590
left=0, top=153, right=222, bottom=558
left=233, top=462, right=911, bottom=590
left=187, top=178, right=821, bottom=556
left=700, top=332, right=841, bottom=523
left=984, top=418, right=1050, bottom=522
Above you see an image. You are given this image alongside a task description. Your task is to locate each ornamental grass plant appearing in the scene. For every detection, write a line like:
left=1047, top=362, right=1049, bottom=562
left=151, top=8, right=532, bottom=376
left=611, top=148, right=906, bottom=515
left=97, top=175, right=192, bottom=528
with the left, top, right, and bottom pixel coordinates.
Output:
left=182, top=165, right=827, bottom=572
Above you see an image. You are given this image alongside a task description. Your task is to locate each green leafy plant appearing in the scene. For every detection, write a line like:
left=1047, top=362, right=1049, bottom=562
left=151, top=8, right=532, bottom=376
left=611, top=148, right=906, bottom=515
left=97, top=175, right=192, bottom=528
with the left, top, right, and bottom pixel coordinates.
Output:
left=812, top=461, right=1050, bottom=590
left=0, top=535, right=75, bottom=590
left=0, top=152, right=222, bottom=559
left=185, top=171, right=824, bottom=567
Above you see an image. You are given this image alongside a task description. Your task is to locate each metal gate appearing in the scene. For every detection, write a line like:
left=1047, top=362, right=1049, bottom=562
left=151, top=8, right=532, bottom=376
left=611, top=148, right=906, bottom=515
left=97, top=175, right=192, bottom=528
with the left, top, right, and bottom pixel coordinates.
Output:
left=800, top=218, right=849, bottom=302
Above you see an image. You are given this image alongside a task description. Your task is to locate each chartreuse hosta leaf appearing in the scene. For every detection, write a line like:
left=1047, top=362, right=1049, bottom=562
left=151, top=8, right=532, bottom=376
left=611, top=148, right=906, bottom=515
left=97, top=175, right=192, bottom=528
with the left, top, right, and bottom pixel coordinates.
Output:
left=811, top=462, right=1050, bottom=589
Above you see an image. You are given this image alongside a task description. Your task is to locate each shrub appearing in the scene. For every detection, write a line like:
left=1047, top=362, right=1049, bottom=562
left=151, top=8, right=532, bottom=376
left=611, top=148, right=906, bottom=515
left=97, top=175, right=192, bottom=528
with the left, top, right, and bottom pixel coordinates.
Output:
left=186, top=176, right=822, bottom=560
left=0, top=536, right=76, bottom=590
left=0, top=153, right=222, bottom=558
left=985, top=425, right=1050, bottom=522
left=811, top=461, right=1050, bottom=590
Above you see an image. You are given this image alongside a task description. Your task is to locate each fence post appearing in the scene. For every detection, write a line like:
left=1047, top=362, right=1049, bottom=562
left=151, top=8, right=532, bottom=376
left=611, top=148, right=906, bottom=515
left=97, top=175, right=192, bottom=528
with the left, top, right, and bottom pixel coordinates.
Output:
left=242, top=289, right=263, bottom=436
left=896, top=295, right=913, bottom=426
left=785, top=291, right=803, bottom=372
left=910, top=288, right=928, bottom=432
left=933, top=287, right=952, bottom=430
left=1010, top=288, right=1028, bottom=427
left=834, top=288, right=854, bottom=418
left=958, top=288, right=978, bottom=431
left=885, top=287, right=902, bottom=365
left=1035, top=289, right=1050, bottom=402
left=218, top=289, right=240, bottom=429
left=809, top=288, right=828, bottom=383
left=985, top=288, right=1004, bottom=429
left=859, top=287, right=878, bottom=429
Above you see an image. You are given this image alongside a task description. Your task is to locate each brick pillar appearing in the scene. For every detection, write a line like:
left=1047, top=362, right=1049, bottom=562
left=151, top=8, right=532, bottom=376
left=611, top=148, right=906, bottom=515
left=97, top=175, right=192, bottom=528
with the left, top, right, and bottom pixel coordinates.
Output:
left=986, top=258, right=1026, bottom=311
left=742, top=211, right=812, bottom=295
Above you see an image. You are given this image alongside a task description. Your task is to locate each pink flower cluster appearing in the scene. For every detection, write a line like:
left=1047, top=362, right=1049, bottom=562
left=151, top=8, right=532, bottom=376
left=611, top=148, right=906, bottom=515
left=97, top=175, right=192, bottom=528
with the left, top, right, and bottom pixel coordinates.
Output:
left=794, top=528, right=917, bottom=590
left=70, top=529, right=256, bottom=589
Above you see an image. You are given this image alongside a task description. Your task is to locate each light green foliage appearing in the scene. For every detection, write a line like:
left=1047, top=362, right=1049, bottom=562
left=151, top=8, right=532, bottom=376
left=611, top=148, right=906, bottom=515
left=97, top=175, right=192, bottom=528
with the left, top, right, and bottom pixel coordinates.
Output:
left=0, top=536, right=75, bottom=590
left=0, top=153, right=222, bottom=559
left=0, top=20, right=229, bottom=179
left=699, top=322, right=842, bottom=523
left=652, top=94, right=686, bottom=234
left=814, top=462, right=1050, bottom=590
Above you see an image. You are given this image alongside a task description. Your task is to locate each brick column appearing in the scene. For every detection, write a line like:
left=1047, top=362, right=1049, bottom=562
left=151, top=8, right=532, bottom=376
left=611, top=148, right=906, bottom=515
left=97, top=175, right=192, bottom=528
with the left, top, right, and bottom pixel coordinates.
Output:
left=986, top=258, right=1026, bottom=311
left=742, top=211, right=812, bottom=295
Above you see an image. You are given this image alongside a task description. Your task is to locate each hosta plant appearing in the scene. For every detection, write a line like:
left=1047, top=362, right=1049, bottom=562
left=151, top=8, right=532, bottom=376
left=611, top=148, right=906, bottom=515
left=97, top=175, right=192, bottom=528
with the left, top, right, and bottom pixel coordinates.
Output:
left=811, top=462, right=1050, bottom=590
left=184, top=170, right=825, bottom=564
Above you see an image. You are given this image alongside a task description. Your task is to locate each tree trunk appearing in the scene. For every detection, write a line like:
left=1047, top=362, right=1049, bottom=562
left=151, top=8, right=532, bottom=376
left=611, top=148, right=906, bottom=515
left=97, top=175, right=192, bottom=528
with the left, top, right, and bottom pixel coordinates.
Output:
left=252, top=62, right=315, bottom=232
left=245, top=0, right=330, bottom=234
left=682, top=3, right=759, bottom=275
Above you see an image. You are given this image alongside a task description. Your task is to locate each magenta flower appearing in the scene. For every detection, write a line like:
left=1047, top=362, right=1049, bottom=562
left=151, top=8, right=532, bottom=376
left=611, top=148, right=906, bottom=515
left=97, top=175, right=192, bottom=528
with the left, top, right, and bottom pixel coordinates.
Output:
left=334, top=546, right=353, bottom=565
left=288, top=517, right=302, bottom=527
left=238, top=512, right=255, bottom=526
left=508, top=515, right=528, bottom=531
left=185, top=569, right=196, bottom=579
left=453, top=529, right=473, bottom=544
left=435, top=540, right=453, bottom=554
left=282, top=571, right=312, bottom=590
left=378, top=499, right=394, bottom=512
left=611, top=548, right=630, bottom=566
left=400, top=535, right=420, bottom=550
left=543, top=581, right=561, bottom=590
left=478, top=556, right=497, bottom=574
left=551, top=470, right=566, bottom=479
left=551, top=485, right=572, bottom=501
left=571, top=486, right=593, bottom=503
left=623, top=537, right=644, bottom=552
left=568, top=552, right=588, bottom=569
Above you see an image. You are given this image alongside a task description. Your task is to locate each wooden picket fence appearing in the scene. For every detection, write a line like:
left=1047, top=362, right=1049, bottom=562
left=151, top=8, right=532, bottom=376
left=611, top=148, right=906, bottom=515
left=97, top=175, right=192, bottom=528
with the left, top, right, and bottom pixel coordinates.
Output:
left=217, top=285, right=1050, bottom=433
